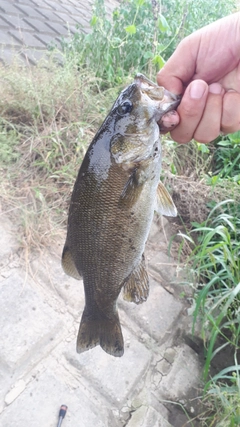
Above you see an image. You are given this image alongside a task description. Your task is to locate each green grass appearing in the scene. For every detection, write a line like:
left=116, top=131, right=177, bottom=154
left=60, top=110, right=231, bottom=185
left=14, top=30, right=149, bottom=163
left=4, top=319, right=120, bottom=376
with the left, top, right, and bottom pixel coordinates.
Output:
left=179, top=199, right=240, bottom=426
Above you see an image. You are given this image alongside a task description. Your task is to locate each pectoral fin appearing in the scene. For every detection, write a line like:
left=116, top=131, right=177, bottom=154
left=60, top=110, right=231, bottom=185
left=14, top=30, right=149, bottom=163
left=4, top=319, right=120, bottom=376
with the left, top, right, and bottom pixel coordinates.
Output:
left=119, top=167, right=149, bottom=207
left=156, top=181, right=177, bottom=217
left=122, top=254, right=149, bottom=304
left=61, top=244, right=82, bottom=280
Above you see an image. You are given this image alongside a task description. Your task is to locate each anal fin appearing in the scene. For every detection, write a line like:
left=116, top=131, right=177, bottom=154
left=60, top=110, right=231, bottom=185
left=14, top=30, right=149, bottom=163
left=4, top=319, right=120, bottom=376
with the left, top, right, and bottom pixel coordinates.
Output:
left=122, top=254, right=149, bottom=305
left=156, top=181, right=177, bottom=217
left=61, top=243, right=82, bottom=280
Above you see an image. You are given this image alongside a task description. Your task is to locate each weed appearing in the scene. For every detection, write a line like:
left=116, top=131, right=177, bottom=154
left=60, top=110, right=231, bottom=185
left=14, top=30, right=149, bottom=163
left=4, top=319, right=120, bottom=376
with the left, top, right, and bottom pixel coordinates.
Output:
left=179, top=200, right=240, bottom=416
left=177, top=198, right=240, bottom=424
left=212, top=132, right=240, bottom=182
left=60, top=0, right=235, bottom=84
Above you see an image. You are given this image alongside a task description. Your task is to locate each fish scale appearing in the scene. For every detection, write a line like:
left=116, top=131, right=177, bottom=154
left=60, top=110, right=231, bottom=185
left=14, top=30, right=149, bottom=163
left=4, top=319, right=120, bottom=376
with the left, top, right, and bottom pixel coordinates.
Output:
left=62, top=74, right=180, bottom=357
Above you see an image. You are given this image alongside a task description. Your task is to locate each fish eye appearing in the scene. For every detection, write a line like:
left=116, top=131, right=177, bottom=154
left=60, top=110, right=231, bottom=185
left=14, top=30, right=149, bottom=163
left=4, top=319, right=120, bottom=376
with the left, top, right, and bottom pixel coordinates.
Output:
left=118, top=100, right=133, bottom=115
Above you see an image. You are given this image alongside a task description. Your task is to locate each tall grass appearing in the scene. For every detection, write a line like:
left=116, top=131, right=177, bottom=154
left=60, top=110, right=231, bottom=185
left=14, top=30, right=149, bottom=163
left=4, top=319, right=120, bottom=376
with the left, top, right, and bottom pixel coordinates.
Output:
left=0, top=55, right=122, bottom=250
left=180, top=200, right=240, bottom=426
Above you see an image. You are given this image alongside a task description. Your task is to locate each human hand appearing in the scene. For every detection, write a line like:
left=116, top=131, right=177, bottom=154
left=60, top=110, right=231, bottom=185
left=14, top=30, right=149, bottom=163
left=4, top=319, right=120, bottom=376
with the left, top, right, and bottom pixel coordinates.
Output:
left=158, top=12, right=240, bottom=143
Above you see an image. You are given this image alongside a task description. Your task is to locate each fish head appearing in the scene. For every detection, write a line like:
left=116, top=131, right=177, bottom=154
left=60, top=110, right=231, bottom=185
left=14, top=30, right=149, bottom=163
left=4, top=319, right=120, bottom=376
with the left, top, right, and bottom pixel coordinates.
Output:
left=134, top=73, right=180, bottom=119
left=111, top=74, right=180, bottom=164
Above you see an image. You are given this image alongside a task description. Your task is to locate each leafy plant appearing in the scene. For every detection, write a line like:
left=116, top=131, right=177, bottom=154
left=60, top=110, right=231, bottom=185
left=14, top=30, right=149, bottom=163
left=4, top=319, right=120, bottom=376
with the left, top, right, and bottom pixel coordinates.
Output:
left=60, top=0, right=235, bottom=84
left=212, top=132, right=240, bottom=182
left=0, top=121, right=20, bottom=164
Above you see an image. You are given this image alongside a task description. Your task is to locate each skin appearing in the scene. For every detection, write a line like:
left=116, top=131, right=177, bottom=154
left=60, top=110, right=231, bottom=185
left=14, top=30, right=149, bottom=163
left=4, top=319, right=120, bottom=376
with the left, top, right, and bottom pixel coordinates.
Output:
left=158, top=12, right=240, bottom=143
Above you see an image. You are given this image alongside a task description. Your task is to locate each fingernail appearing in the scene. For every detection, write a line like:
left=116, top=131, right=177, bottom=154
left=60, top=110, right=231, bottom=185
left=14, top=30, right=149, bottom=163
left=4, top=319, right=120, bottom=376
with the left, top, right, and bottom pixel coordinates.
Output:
left=209, top=83, right=222, bottom=94
left=189, top=80, right=207, bottom=99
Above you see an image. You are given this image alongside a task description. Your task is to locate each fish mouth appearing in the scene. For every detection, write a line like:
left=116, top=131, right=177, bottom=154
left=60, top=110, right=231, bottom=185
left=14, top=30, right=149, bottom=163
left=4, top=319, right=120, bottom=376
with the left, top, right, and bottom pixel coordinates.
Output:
left=134, top=73, right=181, bottom=116
left=161, top=90, right=181, bottom=113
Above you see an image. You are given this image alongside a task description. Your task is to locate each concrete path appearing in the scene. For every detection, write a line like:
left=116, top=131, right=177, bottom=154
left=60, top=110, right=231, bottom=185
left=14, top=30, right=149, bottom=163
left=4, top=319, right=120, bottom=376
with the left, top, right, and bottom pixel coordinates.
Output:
left=0, top=213, right=203, bottom=427
left=0, top=0, right=118, bottom=64
left=0, top=1, right=204, bottom=426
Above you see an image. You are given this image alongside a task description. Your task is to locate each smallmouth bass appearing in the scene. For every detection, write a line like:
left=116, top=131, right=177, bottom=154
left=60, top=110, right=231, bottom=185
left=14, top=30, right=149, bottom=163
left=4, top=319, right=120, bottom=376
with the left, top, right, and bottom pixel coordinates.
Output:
left=62, top=74, right=180, bottom=357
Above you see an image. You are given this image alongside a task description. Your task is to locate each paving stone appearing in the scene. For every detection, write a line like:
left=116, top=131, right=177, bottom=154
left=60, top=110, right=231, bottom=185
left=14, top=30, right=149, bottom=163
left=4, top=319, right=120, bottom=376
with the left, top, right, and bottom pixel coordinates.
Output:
left=120, top=278, right=183, bottom=343
left=59, top=3, right=85, bottom=16
left=20, top=48, right=49, bottom=64
left=46, top=1, right=77, bottom=14
left=0, top=216, right=19, bottom=261
left=156, top=345, right=201, bottom=401
left=0, top=16, right=10, bottom=28
left=156, top=359, right=171, bottom=376
left=0, top=270, right=65, bottom=373
left=0, top=369, right=109, bottom=427
left=67, top=0, right=94, bottom=6
left=127, top=405, right=173, bottom=427
left=0, top=2, right=24, bottom=16
left=18, top=0, right=42, bottom=6
left=15, top=3, right=47, bottom=20
left=34, top=33, right=60, bottom=48
left=63, top=328, right=151, bottom=406
left=5, top=379, right=26, bottom=405
left=164, top=347, right=176, bottom=364
left=36, top=8, right=63, bottom=22
left=2, top=14, right=35, bottom=31
left=53, top=10, right=83, bottom=25
left=31, top=0, right=52, bottom=7
left=23, top=16, right=57, bottom=33
left=10, top=30, right=46, bottom=48
left=45, top=21, right=72, bottom=36
left=0, top=29, right=21, bottom=46
left=30, top=251, right=85, bottom=314
left=148, top=251, right=178, bottom=284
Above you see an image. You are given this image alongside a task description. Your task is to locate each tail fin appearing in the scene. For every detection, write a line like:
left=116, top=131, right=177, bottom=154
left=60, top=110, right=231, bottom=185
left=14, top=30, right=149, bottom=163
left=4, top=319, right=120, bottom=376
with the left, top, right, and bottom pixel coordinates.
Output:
left=76, top=309, right=124, bottom=357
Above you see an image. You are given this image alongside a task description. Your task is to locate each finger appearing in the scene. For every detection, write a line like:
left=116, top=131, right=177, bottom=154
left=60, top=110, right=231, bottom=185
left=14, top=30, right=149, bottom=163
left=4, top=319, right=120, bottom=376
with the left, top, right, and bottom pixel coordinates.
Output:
left=221, top=91, right=240, bottom=133
left=157, top=37, right=197, bottom=94
left=158, top=110, right=180, bottom=134
left=194, top=83, right=224, bottom=143
left=170, top=80, right=209, bottom=143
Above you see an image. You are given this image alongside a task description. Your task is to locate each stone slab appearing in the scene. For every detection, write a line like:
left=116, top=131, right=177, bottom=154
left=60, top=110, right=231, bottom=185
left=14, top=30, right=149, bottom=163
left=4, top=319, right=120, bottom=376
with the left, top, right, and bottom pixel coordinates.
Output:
left=0, top=216, right=18, bottom=261
left=0, top=29, right=21, bottom=47
left=45, top=21, right=72, bottom=36
left=23, top=16, right=57, bottom=33
left=127, top=406, right=173, bottom=427
left=9, top=30, right=46, bottom=48
left=156, top=345, right=201, bottom=401
left=0, top=270, right=64, bottom=372
left=62, top=328, right=151, bottom=406
left=2, top=14, right=35, bottom=31
left=119, top=278, right=183, bottom=343
left=30, top=251, right=85, bottom=314
left=15, top=3, right=48, bottom=20
left=0, top=369, right=110, bottom=427
left=53, top=10, right=82, bottom=25
left=0, top=2, right=24, bottom=16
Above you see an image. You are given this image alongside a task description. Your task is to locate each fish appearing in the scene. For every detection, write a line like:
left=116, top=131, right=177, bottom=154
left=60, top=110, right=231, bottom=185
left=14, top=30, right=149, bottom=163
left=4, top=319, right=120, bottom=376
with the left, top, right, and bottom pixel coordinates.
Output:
left=61, top=74, right=180, bottom=357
